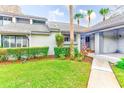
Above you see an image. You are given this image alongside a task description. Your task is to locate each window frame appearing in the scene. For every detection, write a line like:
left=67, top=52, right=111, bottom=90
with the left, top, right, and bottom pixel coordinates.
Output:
left=32, top=19, right=45, bottom=25
left=63, top=34, right=77, bottom=42
left=1, top=35, right=29, bottom=48
left=0, top=16, right=12, bottom=25
left=16, top=17, right=30, bottom=24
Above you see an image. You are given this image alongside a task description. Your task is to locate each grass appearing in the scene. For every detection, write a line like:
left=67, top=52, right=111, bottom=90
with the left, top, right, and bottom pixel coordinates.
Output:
left=112, top=65, right=124, bottom=88
left=0, top=59, right=91, bottom=88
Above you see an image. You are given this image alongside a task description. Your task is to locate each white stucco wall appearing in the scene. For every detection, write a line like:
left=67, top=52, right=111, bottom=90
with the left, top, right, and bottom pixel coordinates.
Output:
left=118, top=30, right=124, bottom=53
left=103, top=31, right=117, bottom=53
left=30, top=32, right=80, bottom=55
left=30, top=33, right=57, bottom=55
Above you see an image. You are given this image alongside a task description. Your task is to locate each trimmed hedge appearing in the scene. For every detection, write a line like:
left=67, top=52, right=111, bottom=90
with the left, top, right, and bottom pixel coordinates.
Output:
left=0, top=47, right=49, bottom=61
left=54, top=47, right=79, bottom=58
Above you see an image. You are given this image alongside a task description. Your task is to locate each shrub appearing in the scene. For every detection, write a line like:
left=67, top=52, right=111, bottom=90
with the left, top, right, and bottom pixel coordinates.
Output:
left=0, top=47, right=49, bottom=61
left=54, top=47, right=79, bottom=58
left=116, top=58, right=124, bottom=69
left=0, top=55, right=8, bottom=62
left=76, top=53, right=85, bottom=62
left=77, top=53, right=82, bottom=62
left=55, top=33, right=64, bottom=47
left=0, top=48, right=8, bottom=62
left=59, top=54, right=65, bottom=60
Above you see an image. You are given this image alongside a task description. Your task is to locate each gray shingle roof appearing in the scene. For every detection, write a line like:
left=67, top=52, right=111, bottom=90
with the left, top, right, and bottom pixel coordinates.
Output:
left=89, top=14, right=124, bottom=32
left=0, top=12, right=47, bottom=21
left=48, top=21, right=84, bottom=33
left=0, top=23, right=49, bottom=34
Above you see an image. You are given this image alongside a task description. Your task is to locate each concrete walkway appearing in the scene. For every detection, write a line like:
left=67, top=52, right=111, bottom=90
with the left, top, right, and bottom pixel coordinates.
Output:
left=88, top=57, right=121, bottom=88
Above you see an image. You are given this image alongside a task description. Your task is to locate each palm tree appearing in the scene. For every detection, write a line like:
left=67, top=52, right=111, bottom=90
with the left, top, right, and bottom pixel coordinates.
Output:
left=87, top=9, right=93, bottom=27
left=99, top=8, right=110, bottom=21
left=69, top=5, right=74, bottom=59
left=74, top=13, right=84, bottom=32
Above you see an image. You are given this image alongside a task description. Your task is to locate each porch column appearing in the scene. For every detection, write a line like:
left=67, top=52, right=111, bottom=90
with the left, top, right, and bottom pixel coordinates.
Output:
left=77, top=33, right=81, bottom=52
left=95, top=32, right=100, bottom=54
left=12, top=17, right=16, bottom=23
left=30, top=19, right=33, bottom=24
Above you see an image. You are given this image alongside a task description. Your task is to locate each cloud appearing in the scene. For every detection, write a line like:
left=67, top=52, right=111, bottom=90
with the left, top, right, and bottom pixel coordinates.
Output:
left=48, top=8, right=64, bottom=21
left=79, top=9, right=96, bottom=20
left=79, top=9, right=87, bottom=15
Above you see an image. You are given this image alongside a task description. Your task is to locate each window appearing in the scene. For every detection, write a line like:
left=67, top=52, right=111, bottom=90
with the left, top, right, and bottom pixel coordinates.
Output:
left=86, top=36, right=90, bottom=42
left=10, top=36, right=16, bottom=47
left=16, top=18, right=30, bottom=24
left=23, top=37, right=28, bottom=47
left=2, top=36, right=9, bottom=47
left=63, top=34, right=76, bottom=42
left=0, top=16, right=3, bottom=25
left=32, top=19, right=45, bottom=24
left=0, top=16, right=12, bottom=25
left=16, top=36, right=22, bottom=47
left=2, top=35, right=28, bottom=48
left=64, top=34, right=70, bottom=42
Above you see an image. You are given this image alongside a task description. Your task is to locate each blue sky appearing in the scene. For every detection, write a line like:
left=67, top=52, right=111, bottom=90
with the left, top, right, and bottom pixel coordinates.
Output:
left=21, top=5, right=113, bottom=27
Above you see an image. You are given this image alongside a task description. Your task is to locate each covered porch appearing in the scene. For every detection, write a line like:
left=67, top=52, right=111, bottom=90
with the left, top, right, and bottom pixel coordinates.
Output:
left=82, top=27, right=124, bottom=54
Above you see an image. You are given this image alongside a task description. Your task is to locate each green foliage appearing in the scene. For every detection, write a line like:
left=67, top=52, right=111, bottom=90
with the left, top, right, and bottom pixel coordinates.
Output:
left=74, top=48, right=79, bottom=57
left=0, top=48, right=8, bottom=62
left=116, top=58, right=124, bottom=69
left=74, top=13, right=84, bottom=20
left=54, top=47, right=79, bottom=58
left=0, top=55, right=8, bottom=62
left=87, top=9, right=93, bottom=16
left=59, top=54, right=65, bottom=60
left=0, top=47, right=49, bottom=62
left=55, top=33, right=64, bottom=47
left=76, top=53, right=85, bottom=62
left=99, top=8, right=109, bottom=16
left=54, top=47, right=69, bottom=58
left=77, top=53, right=82, bottom=62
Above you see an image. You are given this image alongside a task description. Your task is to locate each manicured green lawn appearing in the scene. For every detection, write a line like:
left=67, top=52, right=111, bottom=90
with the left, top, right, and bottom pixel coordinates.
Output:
left=0, top=59, right=91, bottom=88
left=112, top=65, right=124, bottom=88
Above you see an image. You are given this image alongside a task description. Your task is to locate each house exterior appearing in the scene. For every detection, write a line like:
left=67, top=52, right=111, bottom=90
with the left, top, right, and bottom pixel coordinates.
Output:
left=82, top=13, right=124, bottom=54
left=0, top=6, right=83, bottom=55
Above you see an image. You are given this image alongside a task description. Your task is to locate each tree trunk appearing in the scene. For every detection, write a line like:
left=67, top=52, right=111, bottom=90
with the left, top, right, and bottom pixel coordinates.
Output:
left=103, top=15, right=105, bottom=21
left=77, top=19, right=80, bottom=32
left=69, top=5, right=74, bottom=59
left=88, top=16, right=91, bottom=27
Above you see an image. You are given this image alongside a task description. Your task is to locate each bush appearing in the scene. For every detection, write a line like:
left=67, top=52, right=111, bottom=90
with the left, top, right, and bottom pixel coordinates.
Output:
left=0, top=48, right=8, bottom=62
left=59, top=54, right=65, bottom=60
left=54, top=47, right=79, bottom=58
left=0, top=47, right=49, bottom=61
left=116, top=58, right=124, bottom=69
left=55, top=33, right=64, bottom=47
left=77, top=53, right=82, bottom=62
left=76, top=53, right=85, bottom=62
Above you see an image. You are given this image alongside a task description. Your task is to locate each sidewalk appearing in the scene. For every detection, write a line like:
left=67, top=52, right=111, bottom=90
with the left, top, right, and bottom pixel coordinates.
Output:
left=88, top=57, right=120, bottom=88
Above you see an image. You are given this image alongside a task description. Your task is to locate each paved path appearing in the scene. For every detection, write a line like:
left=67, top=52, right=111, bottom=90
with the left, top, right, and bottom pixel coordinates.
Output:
left=88, top=57, right=120, bottom=88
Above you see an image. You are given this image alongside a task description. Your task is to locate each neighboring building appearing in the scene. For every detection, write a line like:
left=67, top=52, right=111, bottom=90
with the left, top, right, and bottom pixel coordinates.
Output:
left=0, top=6, right=83, bottom=55
left=0, top=5, right=22, bottom=14
left=82, top=13, right=124, bottom=54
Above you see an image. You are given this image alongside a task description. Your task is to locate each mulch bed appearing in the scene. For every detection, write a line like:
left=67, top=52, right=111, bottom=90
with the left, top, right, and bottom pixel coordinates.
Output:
left=0, top=55, right=93, bottom=65
left=83, top=56, right=93, bottom=63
